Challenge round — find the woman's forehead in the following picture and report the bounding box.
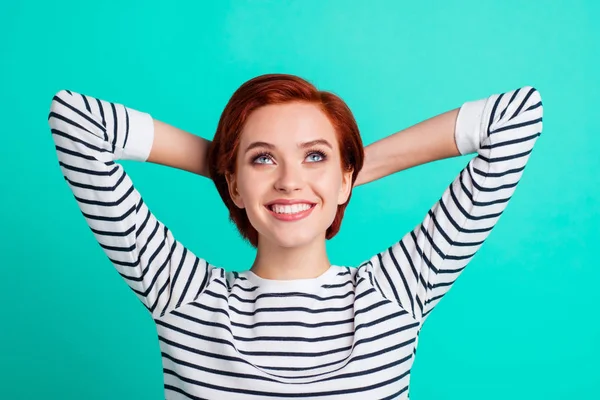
[240,102,337,147]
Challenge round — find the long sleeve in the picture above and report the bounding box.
[363,86,543,323]
[48,90,214,318]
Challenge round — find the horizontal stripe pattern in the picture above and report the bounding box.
[48,86,543,399]
[48,90,214,318]
[365,87,543,323]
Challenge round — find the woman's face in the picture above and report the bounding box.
[228,102,353,249]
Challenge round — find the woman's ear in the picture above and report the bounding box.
[225,172,245,209]
[337,168,354,205]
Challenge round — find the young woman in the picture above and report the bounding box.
[48,74,543,399]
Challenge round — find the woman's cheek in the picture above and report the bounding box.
[313,166,342,187]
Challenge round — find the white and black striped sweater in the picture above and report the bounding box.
[48,86,543,399]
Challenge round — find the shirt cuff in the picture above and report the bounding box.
[119,107,155,162]
[454,98,488,155]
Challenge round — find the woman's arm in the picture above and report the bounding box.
[48,90,214,318]
[355,108,461,187]
[149,119,211,178]
[360,87,543,323]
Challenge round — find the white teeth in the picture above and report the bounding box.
[270,203,312,214]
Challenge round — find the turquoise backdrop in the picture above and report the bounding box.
[1,1,598,399]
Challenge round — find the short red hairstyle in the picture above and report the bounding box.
[208,74,364,247]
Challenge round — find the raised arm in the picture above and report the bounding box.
[360,87,543,323]
[48,90,214,317]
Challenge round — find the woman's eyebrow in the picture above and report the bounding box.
[299,139,333,150]
[245,141,275,153]
[245,139,333,154]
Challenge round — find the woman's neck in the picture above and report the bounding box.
[250,236,331,280]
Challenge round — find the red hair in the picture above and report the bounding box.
[208,74,364,247]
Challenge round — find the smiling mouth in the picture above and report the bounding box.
[266,203,316,215]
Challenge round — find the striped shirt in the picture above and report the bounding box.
[48,86,543,399]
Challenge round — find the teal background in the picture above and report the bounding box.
[1,0,598,398]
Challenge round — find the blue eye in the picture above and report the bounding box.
[305,151,326,163]
[252,150,326,165]
[253,153,274,165]
[255,156,273,164]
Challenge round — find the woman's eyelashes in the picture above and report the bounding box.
[252,151,275,165]
[250,149,328,165]
[304,149,327,163]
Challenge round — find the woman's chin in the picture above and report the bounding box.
[261,230,323,249]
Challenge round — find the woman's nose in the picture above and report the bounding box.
[274,164,304,193]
